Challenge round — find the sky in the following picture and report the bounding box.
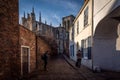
[19,0,84,27]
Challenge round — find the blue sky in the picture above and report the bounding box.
[19,0,84,27]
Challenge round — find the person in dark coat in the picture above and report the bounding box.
[42,51,48,71]
[76,50,82,68]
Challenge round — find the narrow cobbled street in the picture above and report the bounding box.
[21,54,120,80]
[25,55,85,80]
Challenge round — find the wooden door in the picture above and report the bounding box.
[22,47,29,75]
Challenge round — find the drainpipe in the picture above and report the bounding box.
[91,0,94,71]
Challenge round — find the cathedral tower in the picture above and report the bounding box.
[31,7,36,21]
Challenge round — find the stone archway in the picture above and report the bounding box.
[93,6,120,71]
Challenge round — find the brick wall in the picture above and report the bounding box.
[0,0,20,79]
[0,0,55,79]
[39,35,58,55]
[37,37,51,55]
[20,25,52,73]
[36,37,52,68]
[20,26,36,73]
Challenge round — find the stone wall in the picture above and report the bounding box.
[0,0,20,79]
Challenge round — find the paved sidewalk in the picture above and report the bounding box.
[63,54,120,80]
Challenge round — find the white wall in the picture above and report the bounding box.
[93,0,120,71]
[93,0,120,34]
[93,36,120,71]
[74,0,93,68]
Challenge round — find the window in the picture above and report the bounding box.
[68,20,70,30]
[70,45,74,56]
[87,36,92,59]
[84,7,88,27]
[88,36,92,47]
[77,21,79,34]
[81,36,92,59]
[64,21,66,27]
[83,39,88,59]
[72,27,74,40]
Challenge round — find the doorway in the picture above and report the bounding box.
[21,46,30,75]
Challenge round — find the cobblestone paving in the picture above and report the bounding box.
[27,55,86,80]
[63,55,120,80]
[22,55,120,80]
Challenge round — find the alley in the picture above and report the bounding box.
[22,54,120,80]
[25,55,86,80]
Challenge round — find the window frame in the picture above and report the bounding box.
[77,21,79,34]
[84,6,88,27]
[21,45,30,75]
[81,36,92,59]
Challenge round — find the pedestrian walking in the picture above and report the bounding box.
[41,51,48,71]
[76,50,82,68]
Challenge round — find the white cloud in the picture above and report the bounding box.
[38,0,80,11]
[59,0,80,11]
[65,1,78,9]
[53,14,61,23]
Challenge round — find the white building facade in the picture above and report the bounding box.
[93,0,120,71]
[69,23,75,60]
[73,0,120,71]
[73,0,93,69]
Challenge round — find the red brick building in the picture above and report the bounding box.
[0,0,20,79]
[20,26,36,76]
[0,0,54,79]
[20,25,52,76]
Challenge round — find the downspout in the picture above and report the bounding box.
[91,0,94,71]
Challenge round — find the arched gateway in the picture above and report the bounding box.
[93,5,120,71]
